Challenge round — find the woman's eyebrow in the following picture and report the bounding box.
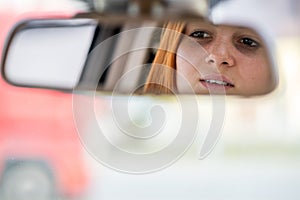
[185,18,213,25]
[228,26,259,34]
[187,22,215,30]
[233,29,262,40]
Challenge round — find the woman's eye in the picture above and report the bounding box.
[189,31,211,39]
[239,38,259,48]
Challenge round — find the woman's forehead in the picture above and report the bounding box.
[185,21,261,36]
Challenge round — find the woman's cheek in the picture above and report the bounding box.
[240,58,273,94]
[176,56,199,93]
[177,58,190,77]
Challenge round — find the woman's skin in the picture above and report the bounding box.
[176,21,275,95]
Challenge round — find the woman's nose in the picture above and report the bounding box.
[205,41,235,67]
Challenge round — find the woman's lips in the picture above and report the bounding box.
[199,75,234,90]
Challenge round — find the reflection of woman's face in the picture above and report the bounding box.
[176,21,275,95]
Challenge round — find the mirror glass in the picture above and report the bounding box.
[3,19,97,89]
[2,16,278,96]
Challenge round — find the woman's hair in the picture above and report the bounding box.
[143,21,186,94]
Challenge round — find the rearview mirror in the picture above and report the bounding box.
[1,14,278,96]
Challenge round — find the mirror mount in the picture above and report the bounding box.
[78,0,207,21]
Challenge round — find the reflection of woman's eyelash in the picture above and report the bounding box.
[188,30,212,39]
[238,37,260,48]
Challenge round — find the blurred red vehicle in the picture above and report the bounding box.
[0,9,89,200]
